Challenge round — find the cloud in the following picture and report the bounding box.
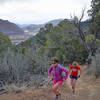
[0,0,92,24]
[0,0,38,5]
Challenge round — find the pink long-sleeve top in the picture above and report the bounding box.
[48,64,69,82]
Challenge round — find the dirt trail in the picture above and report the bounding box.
[0,66,100,100]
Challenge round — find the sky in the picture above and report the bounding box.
[0,0,92,24]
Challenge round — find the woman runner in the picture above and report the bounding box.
[69,61,82,94]
[48,58,69,100]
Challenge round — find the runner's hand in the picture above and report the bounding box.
[63,78,66,82]
[63,80,66,82]
[48,76,51,80]
[77,75,80,79]
[69,75,72,78]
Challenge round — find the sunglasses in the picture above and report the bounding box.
[52,62,56,64]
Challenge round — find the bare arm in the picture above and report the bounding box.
[69,68,72,75]
[79,68,82,76]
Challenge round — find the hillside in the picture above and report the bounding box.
[8,19,89,45]
[46,19,63,26]
[0,19,24,35]
[0,66,100,100]
[22,24,43,36]
[21,19,63,35]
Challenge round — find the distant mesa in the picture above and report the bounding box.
[46,19,64,26]
[0,19,24,35]
[21,19,63,33]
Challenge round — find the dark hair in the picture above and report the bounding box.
[51,57,59,63]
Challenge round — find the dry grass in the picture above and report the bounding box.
[3,84,27,94]
[0,66,100,100]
